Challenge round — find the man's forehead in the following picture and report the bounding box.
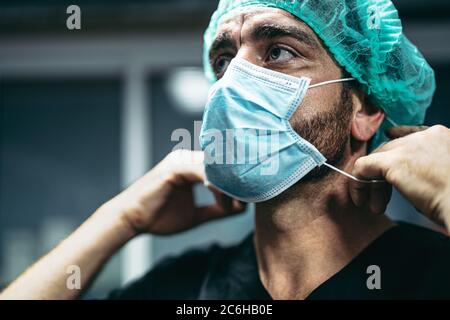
[215,7,316,39]
[209,6,324,59]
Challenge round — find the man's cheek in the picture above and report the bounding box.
[289,102,313,128]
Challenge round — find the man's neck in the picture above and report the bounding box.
[254,162,394,300]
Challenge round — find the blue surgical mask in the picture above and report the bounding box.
[200,57,379,203]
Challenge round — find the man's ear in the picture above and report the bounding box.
[351,92,385,142]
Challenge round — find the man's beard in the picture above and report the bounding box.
[291,84,354,182]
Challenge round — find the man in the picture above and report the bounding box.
[1,0,450,300]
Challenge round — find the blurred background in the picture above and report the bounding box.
[0,0,449,298]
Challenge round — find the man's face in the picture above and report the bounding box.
[208,7,355,179]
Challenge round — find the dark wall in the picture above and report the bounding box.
[0,78,122,288]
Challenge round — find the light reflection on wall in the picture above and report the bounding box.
[166,67,211,116]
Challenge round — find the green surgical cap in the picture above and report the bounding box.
[203,0,436,148]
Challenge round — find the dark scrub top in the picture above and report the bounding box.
[108,222,450,299]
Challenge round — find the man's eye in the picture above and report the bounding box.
[214,56,232,77]
[268,47,295,62]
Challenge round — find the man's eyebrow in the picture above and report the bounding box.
[209,32,236,59]
[251,24,320,50]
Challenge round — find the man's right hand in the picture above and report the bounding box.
[0,149,246,300]
[107,149,246,236]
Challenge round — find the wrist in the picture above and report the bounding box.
[95,200,139,244]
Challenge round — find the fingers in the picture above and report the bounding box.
[349,179,392,215]
[368,182,392,215]
[352,152,390,180]
[175,166,205,184]
[349,180,369,207]
[209,185,247,214]
[370,126,429,154]
[194,183,247,225]
[195,199,247,224]
[385,125,429,139]
[350,153,393,214]
[166,150,206,184]
[166,149,247,225]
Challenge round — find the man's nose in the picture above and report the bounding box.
[234,47,262,67]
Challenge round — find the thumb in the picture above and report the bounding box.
[352,152,391,181]
[349,152,392,212]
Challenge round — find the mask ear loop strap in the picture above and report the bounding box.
[310,78,399,129]
[309,77,385,184]
[323,162,385,184]
[309,78,356,89]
